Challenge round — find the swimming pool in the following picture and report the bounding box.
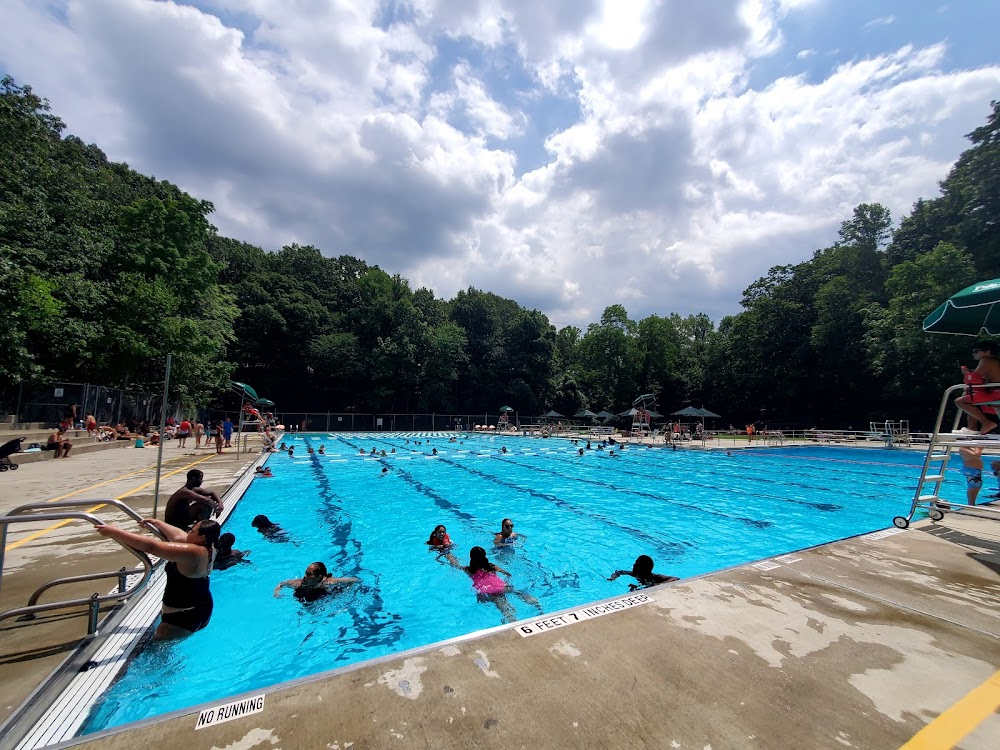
[80,435,941,733]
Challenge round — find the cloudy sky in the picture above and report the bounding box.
[3,1,999,328]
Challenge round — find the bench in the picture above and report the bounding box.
[589,426,614,436]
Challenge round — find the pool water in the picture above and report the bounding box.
[82,436,949,733]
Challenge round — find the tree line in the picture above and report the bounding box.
[2,75,998,427]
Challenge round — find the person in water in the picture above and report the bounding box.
[426,524,453,549]
[254,466,273,477]
[274,562,359,603]
[494,518,519,546]
[608,555,679,589]
[96,518,220,638]
[448,546,539,622]
[251,514,287,541]
[214,532,249,570]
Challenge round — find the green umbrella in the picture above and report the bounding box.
[255,398,275,407]
[231,381,259,400]
[632,394,656,408]
[499,406,514,412]
[574,409,598,418]
[671,406,703,417]
[923,279,1000,336]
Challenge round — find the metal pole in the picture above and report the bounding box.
[236,393,246,457]
[13,382,23,429]
[152,354,171,519]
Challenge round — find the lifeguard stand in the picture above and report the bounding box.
[631,409,651,437]
[498,406,513,432]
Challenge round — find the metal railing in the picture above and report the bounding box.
[0,499,165,636]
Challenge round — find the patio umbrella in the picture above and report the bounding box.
[646,409,663,419]
[231,381,258,400]
[923,279,1000,336]
[574,409,598,418]
[632,393,656,408]
[542,410,565,419]
[595,410,616,421]
[255,398,275,407]
[696,407,721,419]
[671,406,703,417]
[618,408,640,416]
[499,406,514,412]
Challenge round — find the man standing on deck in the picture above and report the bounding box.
[164,469,223,530]
[223,417,234,448]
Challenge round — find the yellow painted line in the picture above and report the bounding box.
[899,669,1000,750]
[4,453,221,552]
[40,455,190,504]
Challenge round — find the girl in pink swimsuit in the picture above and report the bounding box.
[449,547,539,622]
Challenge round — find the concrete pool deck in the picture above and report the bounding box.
[1,438,999,749]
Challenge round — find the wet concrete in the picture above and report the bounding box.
[2,442,999,749]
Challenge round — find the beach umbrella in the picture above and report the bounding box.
[632,393,656,408]
[646,409,663,419]
[499,406,514,412]
[542,410,565,419]
[696,407,721,419]
[923,279,1000,336]
[618,407,640,417]
[574,409,598,418]
[255,398,275,407]
[595,410,616,421]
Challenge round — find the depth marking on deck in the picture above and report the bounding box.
[195,694,266,730]
[867,528,905,540]
[752,561,781,571]
[516,594,653,637]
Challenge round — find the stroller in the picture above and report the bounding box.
[0,437,24,471]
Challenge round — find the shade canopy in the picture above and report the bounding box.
[697,407,721,418]
[595,410,616,420]
[618,407,639,416]
[231,381,258,400]
[499,406,514,412]
[923,279,1000,336]
[542,410,565,418]
[672,406,703,417]
[646,409,663,418]
[574,409,598,418]
[632,393,656,408]
[255,397,275,407]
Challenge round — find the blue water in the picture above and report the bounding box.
[82,436,952,733]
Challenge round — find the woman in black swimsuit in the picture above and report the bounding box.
[273,562,358,603]
[96,518,220,639]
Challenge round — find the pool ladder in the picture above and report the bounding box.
[894,383,1000,528]
[0,499,165,635]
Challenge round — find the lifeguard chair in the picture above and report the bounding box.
[498,406,513,432]
[630,394,654,438]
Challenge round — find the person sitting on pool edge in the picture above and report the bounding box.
[214,532,250,570]
[494,518,519,546]
[251,514,288,541]
[164,470,223,530]
[96,518,219,639]
[274,562,359,603]
[427,524,453,550]
[608,555,679,590]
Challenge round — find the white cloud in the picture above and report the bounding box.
[864,15,896,29]
[1,0,998,329]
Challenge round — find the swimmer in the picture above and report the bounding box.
[381,450,387,457]
[493,518,519,547]
[279,442,288,451]
[500,446,508,454]
[254,466,273,477]
[586,441,592,450]
[359,449,366,455]
[608,555,679,590]
[578,448,584,456]
[426,524,453,549]
[391,448,396,454]
[448,546,539,622]
[307,446,315,454]
[274,562,359,603]
[318,445,325,454]
[370,448,376,455]
[251,514,288,542]
[214,532,249,570]
[287,447,294,456]
[431,448,438,455]
[380,467,389,475]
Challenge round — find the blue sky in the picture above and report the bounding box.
[2,0,999,327]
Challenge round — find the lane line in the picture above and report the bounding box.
[3,453,222,552]
[899,669,1000,750]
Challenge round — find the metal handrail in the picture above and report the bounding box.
[0,501,164,636]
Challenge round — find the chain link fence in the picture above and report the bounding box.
[0,382,178,428]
